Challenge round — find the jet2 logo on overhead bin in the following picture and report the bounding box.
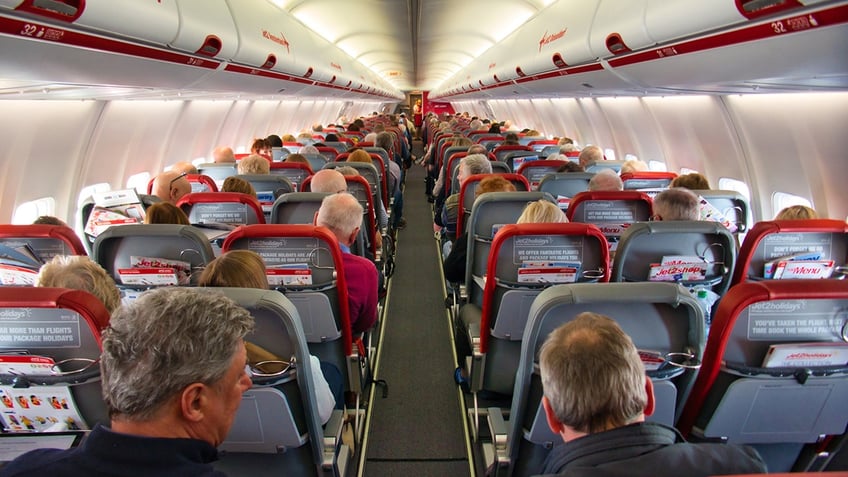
[772,14,818,34]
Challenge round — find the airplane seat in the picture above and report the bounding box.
[527,140,558,152]
[203,287,352,477]
[677,280,848,473]
[145,173,219,195]
[462,224,610,430]
[221,225,372,405]
[690,189,751,247]
[322,162,384,229]
[585,160,625,173]
[92,224,215,290]
[566,190,653,246]
[0,287,113,430]
[538,145,561,158]
[322,141,350,154]
[268,162,314,191]
[493,145,531,163]
[484,282,705,476]
[537,172,596,210]
[612,220,738,298]
[620,171,678,190]
[270,192,330,225]
[478,136,505,152]
[315,146,339,162]
[78,194,161,256]
[730,219,848,287]
[455,173,531,239]
[196,163,239,188]
[177,192,266,226]
[234,174,295,220]
[518,136,546,146]
[501,150,540,172]
[300,153,329,172]
[515,160,571,190]
[0,224,87,268]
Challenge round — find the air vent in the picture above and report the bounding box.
[552,53,567,68]
[736,0,802,18]
[304,67,313,78]
[479,80,484,87]
[17,0,83,21]
[581,83,594,89]
[605,33,632,55]
[493,74,500,83]
[515,67,526,77]
[195,36,222,57]
[329,76,336,83]
[261,54,277,69]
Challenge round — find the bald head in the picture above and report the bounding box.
[588,169,623,192]
[311,169,347,194]
[213,146,235,164]
[171,161,198,175]
[152,170,192,204]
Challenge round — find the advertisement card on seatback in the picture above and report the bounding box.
[762,343,848,368]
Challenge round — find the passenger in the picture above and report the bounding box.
[775,205,818,220]
[311,169,347,194]
[198,250,340,423]
[281,133,297,143]
[32,215,67,226]
[443,176,519,282]
[432,137,473,199]
[335,166,359,177]
[213,146,236,163]
[557,136,574,146]
[265,134,283,148]
[312,123,324,133]
[578,145,603,169]
[0,287,254,476]
[671,172,710,190]
[516,199,567,223]
[556,162,585,173]
[315,193,379,334]
[347,149,389,231]
[296,133,314,146]
[587,169,623,192]
[171,161,198,175]
[437,154,493,241]
[324,133,339,142]
[151,170,192,204]
[376,131,406,230]
[559,143,579,154]
[144,202,190,225]
[652,188,699,221]
[620,159,649,174]
[221,176,257,198]
[237,154,270,175]
[503,132,520,145]
[536,312,767,476]
[488,123,501,134]
[283,153,311,166]
[299,145,319,156]
[36,255,121,313]
[250,138,271,157]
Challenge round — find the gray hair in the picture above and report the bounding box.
[653,187,700,221]
[36,255,121,313]
[375,132,393,152]
[101,287,253,420]
[461,154,493,176]
[588,169,623,191]
[316,192,363,238]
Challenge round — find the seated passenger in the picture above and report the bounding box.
[556,161,585,173]
[221,176,257,198]
[578,145,603,169]
[537,313,767,476]
[32,215,67,226]
[316,193,378,334]
[198,250,340,423]
[311,169,347,194]
[283,153,311,166]
[151,170,192,204]
[671,172,710,190]
[36,255,121,313]
[587,168,623,192]
[144,202,190,225]
[620,159,649,174]
[437,154,493,240]
[212,145,236,163]
[265,134,283,148]
[775,204,818,220]
[347,149,389,230]
[375,131,406,230]
[250,138,271,157]
[237,154,270,175]
[432,138,475,199]
[0,287,254,475]
[652,188,699,221]
[171,161,198,175]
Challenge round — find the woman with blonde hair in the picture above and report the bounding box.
[37,255,122,313]
[517,199,568,224]
[775,205,818,220]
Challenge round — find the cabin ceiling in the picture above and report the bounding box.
[271,0,557,93]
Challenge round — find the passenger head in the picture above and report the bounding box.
[540,312,649,437]
[250,138,271,156]
[144,202,190,225]
[265,134,283,148]
[221,176,257,198]
[335,166,359,177]
[213,146,236,164]
[559,143,579,154]
[33,215,67,226]
[237,155,270,175]
[325,133,339,142]
[452,137,472,148]
[375,132,393,152]
[475,176,516,199]
[578,145,603,168]
[588,169,623,192]
[315,193,362,246]
[152,170,192,204]
[281,134,297,143]
[557,136,574,146]
[557,161,585,173]
[775,205,818,220]
[504,133,520,145]
[652,188,699,221]
[171,161,198,175]
[458,154,493,184]
[671,173,710,190]
[518,200,568,224]
[283,153,310,166]
[620,159,649,174]
[347,149,373,164]
[199,250,268,289]
[312,123,323,132]
[488,123,501,134]
[100,287,253,446]
[467,144,487,156]
[36,255,121,313]
[311,169,347,194]
[299,145,319,155]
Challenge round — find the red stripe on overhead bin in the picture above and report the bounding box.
[609,4,848,68]
[0,14,219,69]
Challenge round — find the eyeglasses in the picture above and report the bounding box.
[649,214,662,222]
[169,172,188,189]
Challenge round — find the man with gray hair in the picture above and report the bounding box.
[587,168,623,192]
[311,169,348,194]
[537,312,766,476]
[0,287,254,476]
[316,193,378,334]
[436,153,493,240]
[652,187,700,221]
[578,145,604,169]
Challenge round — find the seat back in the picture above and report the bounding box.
[0,287,111,429]
[456,173,531,238]
[507,282,705,475]
[177,192,266,226]
[585,160,625,173]
[731,219,848,287]
[566,191,653,243]
[269,192,329,225]
[693,189,752,242]
[492,145,533,163]
[612,221,737,296]
[516,160,571,190]
[315,146,339,162]
[0,224,87,264]
[502,150,540,172]
[196,163,239,188]
[235,174,294,218]
[92,224,215,288]
[268,163,313,191]
[677,280,848,470]
[620,171,678,190]
[270,146,291,162]
[323,162,383,218]
[300,153,328,172]
[537,172,595,206]
[528,140,558,152]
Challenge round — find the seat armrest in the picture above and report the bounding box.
[322,409,347,471]
[486,407,511,469]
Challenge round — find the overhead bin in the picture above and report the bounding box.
[513,0,601,76]
[644,0,746,46]
[589,0,653,58]
[225,0,304,75]
[171,0,237,59]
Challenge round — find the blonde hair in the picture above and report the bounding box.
[36,256,121,313]
[517,200,567,224]
[475,175,516,198]
[221,176,257,198]
[347,149,373,164]
[198,250,269,289]
[238,155,270,175]
[620,159,649,174]
[144,202,190,225]
[775,205,818,220]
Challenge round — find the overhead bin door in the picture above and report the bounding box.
[514,0,602,76]
[644,0,746,45]
[295,29,337,83]
[225,0,301,74]
[489,33,520,84]
[589,0,653,58]
[172,0,237,59]
[0,1,23,10]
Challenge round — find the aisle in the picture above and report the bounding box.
[361,143,471,476]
